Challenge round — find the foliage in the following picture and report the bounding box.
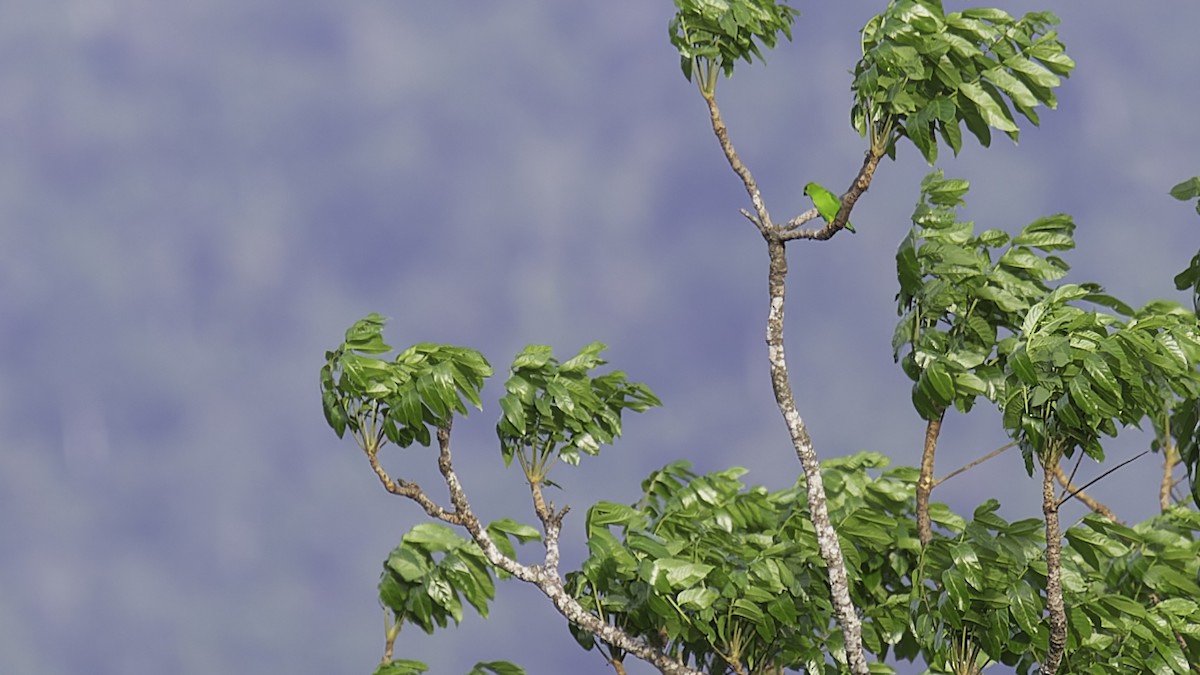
[321,313,492,450]
[497,342,661,475]
[563,453,1200,673]
[669,0,799,95]
[1169,176,1200,505]
[893,170,1077,421]
[853,0,1073,161]
[998,285,1199,469]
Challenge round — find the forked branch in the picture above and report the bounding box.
[703,90,872,675]
[365,421,704,675]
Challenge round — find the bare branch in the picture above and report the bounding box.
[365,450,464,524]
[1053,462,1120,523]
[934,442,1016,487]
[1160,417,1176,512]
[703,93,772,236]
[1055,450,1148,511]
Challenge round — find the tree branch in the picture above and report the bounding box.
[763,238,869,675]
[703,92,772,237]
[933,442,1015,487]
[701,89,872,675]
[1040,453,1067,675]
[780,150,883,241]
[365,450,464,524]
[1053,462,1120,523]
[916,411,945,546]
[1160,424,1176,512]
[431,423,703,675]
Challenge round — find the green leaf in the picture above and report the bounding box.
[405,523,468,552]
[958,81,1018,133]
[678,586,720,610]
[1169,176,1200,201]
[375,660,430,675]
[467,662,526,675]
[942,567,969,612]
[1008,580,1041,638]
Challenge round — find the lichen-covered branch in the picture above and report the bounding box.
[703,93,772,236]
[764,239,870,675]
[1041,454,1067,675]
[702,90,871,675]
[365,451,464,524]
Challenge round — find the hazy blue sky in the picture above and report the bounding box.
[2,3,1197,674]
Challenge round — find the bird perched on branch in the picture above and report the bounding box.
[804,181,855,233]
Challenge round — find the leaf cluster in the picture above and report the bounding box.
[379,523,498,634]
[894,171,1076,420]
[566,457,869,673]
[853,0,1074,162]
[496,343,660,477]
[1165,176,1200,505]
[373,520,538,674]
[668,0,799,95]
[1000,286,1200,467]
[374,660,526,675]
[321,314,493,451]
[564,453,1200,673]
[901,501,1200,673]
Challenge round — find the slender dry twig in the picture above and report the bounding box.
[1055,450,1149,511]
[702,89,871,675]
[934,442,1016,487]
[916,412,945,546]
[1053,463,1119,523]
[1040,451,1067,675]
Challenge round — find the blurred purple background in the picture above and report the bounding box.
[2,2,1197,673]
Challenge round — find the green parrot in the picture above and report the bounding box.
[803,181,854,233]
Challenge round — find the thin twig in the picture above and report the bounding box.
[1056,450,1149,510]
[1052,463,1120,523]
[934,442,1016,487]
[1061,449,1086,501]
